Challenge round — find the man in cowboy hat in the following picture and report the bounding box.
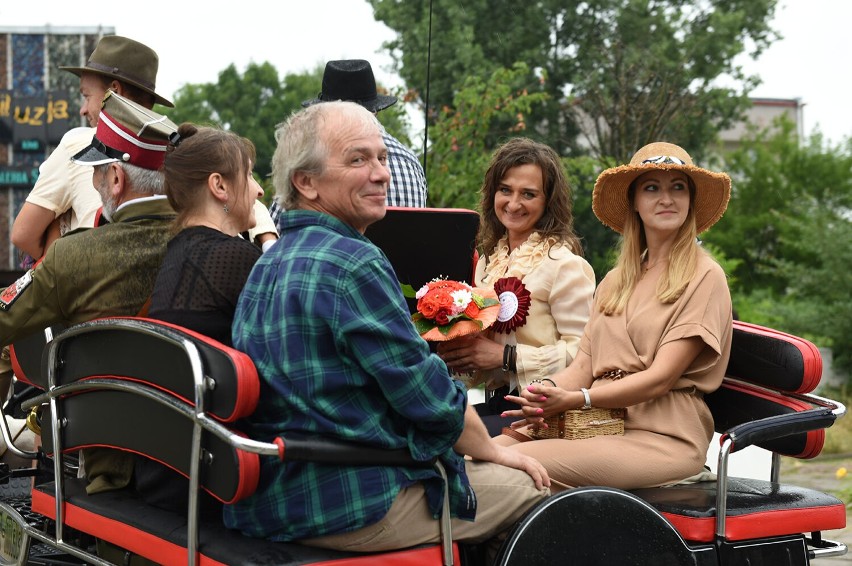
[9,35,279,261]
[10,36,172,262]
[0,92,178,493]
[268,59,428,223]
[2,36,175,407]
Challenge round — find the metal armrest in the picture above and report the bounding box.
[723,408,837,454]
[277,433,436,468]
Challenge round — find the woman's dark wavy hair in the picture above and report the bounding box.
[477,137,583,256]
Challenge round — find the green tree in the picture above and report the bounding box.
[424,63,548,209]
[165,62,415,202]
[706,125,852,376]
[166,62,320,193]
[563,155,620,278]
[369,0,778,160]
[768,210,852,375]
[705,121,852,295]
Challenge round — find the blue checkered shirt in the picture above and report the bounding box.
[225,210,475,541]
[382,133,427,207]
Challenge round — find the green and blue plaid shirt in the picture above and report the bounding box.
[224,210,474,541]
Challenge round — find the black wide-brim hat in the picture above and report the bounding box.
[59,35,174,108]
[302,59,397,113]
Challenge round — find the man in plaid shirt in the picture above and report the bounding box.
[268,59,427,227]
[226,101,549,556]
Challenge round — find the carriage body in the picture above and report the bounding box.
[0,208,846,566]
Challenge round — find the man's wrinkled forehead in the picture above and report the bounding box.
[321,111,384,154]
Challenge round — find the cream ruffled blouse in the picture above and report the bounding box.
[473,232,596,392]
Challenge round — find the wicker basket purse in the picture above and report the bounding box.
[529,407,626,440]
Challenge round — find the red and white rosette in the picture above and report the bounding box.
[491,276,531,334]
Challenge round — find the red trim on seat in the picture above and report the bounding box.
[46,442,259,505]
[8,345,33,386]
[70,373,248,425]
[386,206,478,215]
[309,544,462,566]
[732,321,822,393]
[133,317,260,419]
[88,317,259,421]
[471,250,479,284]
[32,488,461,566]
[31,488,229,566]
[231,429,260,502]
[718,380,825,459]
[662,503,847,542]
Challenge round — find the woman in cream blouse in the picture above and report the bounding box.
[438,138,596,435]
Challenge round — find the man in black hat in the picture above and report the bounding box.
[10,36,278,262]
[268,59,428,224]
[0,92,179,493]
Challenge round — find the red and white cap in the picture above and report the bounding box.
[72,91,178,170]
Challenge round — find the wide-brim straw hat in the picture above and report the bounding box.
[592,142,731,234]
[59,35,174,108]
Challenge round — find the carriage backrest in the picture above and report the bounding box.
[726,321,822,394]
[9,324,66,388]
[707,320,826,459]
[365,207,480,312]
[39,317,261,503]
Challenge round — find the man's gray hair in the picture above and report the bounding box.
[93,162,166,196]
[123,162,166,195]
[272,101,384,210]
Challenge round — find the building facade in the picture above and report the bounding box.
[0,26,113,284]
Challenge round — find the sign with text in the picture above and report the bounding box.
[0,91,73,144]
[0,167,39,188]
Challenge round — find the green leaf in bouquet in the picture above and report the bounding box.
[401,283,417,298]
[473,293,499,308]
[413,317,435,335]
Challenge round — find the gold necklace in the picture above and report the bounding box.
[642,258,666,274]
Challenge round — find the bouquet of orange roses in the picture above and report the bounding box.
[405,278,500,342]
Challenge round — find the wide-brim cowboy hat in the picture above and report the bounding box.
[59,35,174,108]
[302,59,397,113]
[592,141,731,234]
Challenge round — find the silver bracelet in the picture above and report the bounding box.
[580,387,592,410]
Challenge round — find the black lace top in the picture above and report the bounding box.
[149,226,262,346]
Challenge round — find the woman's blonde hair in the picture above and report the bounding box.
[597,179,703,315]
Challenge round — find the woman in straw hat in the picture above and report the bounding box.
[497,141,734,491]
[438,138,596,435]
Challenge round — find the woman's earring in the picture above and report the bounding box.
[223,204,230,214]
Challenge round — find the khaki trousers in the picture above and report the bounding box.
[301,460,549,553]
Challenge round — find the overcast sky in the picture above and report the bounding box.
[2,0,849,145]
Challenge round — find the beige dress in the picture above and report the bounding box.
[473,233,596,393]
[500,252,733,490]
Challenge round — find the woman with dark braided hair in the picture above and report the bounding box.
[438,138,596,435]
